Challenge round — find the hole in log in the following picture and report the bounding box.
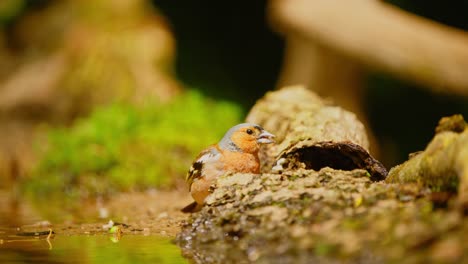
[298,146,358,171]
[285,141,388,181]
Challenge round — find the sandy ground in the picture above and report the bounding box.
[0,188,193,238]
[96,189,192,236]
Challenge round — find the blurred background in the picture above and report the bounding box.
[0,0,467,202]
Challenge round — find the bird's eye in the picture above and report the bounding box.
[246,129,253,135]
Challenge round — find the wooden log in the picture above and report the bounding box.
[246,85,387,181]
[176,93,468,263]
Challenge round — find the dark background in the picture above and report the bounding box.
[153,0,468,167]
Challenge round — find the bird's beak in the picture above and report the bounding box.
[257,130,275,144]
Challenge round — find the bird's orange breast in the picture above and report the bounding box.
[220,151,260,174]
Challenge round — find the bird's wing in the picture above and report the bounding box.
[186,145,222,191]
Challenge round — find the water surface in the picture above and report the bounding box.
[0,189,187,264]
[0,229,187,264]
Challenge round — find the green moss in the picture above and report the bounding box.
[289,174,300,181]
[341,218,363,231]
[314,242,338,256]
[24,90,242,198]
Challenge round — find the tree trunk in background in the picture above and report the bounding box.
[274,36,379,155]
[269,0,468,95]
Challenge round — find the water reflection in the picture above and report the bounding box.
[0,188,188,263]
[0,229,187,263]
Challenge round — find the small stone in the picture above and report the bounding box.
[157,212,168,219]
[102,220,114,230]
[32,221,52,227]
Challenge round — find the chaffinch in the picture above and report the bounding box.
[181,123,275,213]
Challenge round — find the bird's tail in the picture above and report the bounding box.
[181,201,203,213]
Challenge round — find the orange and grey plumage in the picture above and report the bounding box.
[181,123,275,213]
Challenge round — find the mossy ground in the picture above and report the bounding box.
[22,90,242,202]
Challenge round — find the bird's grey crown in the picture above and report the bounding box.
[218,123,264,151]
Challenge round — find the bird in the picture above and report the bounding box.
[181,123,275,213]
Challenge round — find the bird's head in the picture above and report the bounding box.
[219,123,275,154]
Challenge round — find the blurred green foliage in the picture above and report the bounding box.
[24,90,242,199]
[0,0,24,24]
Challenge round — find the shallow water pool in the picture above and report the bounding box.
[0,229,187,264]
